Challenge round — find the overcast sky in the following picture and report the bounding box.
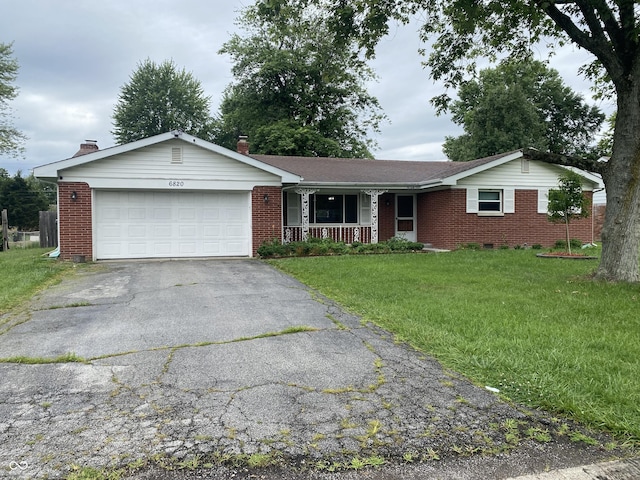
[2,1,613,176]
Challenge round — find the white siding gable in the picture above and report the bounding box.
[457,158,590,190]
[60,139,281,190]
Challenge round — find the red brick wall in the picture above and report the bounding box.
[58,182,93,260]
[419,189,594,250]
[378,193,396,241]
[593,204,605,241]
[252,186,283,255]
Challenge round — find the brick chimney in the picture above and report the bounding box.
[237,136,249,155]
[72,140,99,157]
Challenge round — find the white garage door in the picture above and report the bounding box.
[95,190,250,259]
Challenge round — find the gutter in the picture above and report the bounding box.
[281,180,445,191]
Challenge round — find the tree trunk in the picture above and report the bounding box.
[595,81,640,282]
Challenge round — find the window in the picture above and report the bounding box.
[466,188,514,215]
[285,192,371,225]
[311,194,359,224]
[478,190,502,212]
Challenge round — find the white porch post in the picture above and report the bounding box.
[295,188,317,241]
[363,189,387,244]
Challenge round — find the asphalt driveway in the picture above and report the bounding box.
[0,260,625,479]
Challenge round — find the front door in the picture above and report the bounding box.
[395,194,416,242]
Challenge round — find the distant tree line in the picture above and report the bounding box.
[0,169,53,230]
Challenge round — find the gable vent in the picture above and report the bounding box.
[171,147,183,164]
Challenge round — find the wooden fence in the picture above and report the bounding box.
[39,211,58,248]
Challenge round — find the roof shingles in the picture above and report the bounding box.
[250,151,520,186]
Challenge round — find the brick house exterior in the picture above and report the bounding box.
[251,185,283,255]
[57,182,93,260]
[416,189,594,249]
[34,133,603,261]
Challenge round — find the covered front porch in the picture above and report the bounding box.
[281,188,417,244]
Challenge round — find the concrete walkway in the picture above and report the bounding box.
[507,457,640,480]
[0,260,633,479]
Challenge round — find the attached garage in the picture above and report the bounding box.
[94,190,250,259]
[33,132,300,261]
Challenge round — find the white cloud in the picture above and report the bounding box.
[380,142,448,161]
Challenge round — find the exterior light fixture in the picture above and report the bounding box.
[71,191,78,201]
[263,193,269,203]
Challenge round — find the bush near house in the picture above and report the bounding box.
[257,237,424,258]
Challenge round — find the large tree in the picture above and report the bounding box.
[282,0,640,282]
[112,59,215,144]
[443,59,605,161]
[0,42,26,158]
[214,3,385,158]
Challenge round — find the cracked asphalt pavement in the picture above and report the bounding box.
[0,260,626,479]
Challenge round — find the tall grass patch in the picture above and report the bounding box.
[0,248,72,315]
[270,250,640,442]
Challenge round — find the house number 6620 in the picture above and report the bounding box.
[168,181,184,187]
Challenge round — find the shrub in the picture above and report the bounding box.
[553,238,583,250]
[257,237,424,258]
[256,239,290,257]
[386,236,424,252]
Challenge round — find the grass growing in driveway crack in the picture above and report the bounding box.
[0,352,86,364]
[87,325,320,362]
[42,301,93,310]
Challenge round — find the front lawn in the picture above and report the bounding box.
[269,249,640,444]
[0,247,72,317]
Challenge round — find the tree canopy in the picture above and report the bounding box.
[213,3,385,157]
[280,0,640,282]
[0,42,26,158]
[0,172,49,230]
[112,59,215,144]
[443,59,605,161]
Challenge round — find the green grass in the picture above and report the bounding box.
[269,249,640,444]
[0,352,86,364]
[0,247,73,316]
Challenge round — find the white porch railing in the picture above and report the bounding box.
[283,226,372,244]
